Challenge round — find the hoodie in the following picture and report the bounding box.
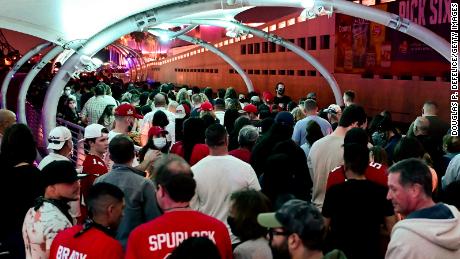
[385,204,460,259]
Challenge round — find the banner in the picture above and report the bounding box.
[335,0,450,75]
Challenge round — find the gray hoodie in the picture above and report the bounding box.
[386,204,460,259]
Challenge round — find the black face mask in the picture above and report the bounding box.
[277,88,285,95]
[227,216,240,238]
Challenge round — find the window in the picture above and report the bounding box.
[229,69,234,74]
[297,38,306,49]
[205,69,210,73]
[287,70,295,76]
[214,69,218,73]
[297,70,306,76]
[307,36,316,50]
[262,42,269,53]
[307,70,317,76]
[262,70,269,75]
[320,35,330,49]
[248,44,254,54]
[269,42,277,52]
[254,43,260,54]
[254,70,260,75]
[278,70,286,75]
[241,45,246,55]
[269,70,276,75]
[248,69,254,74]
[278,45,285,52]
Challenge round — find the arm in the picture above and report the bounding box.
[383,215,397,237]
[247,166,261,191]
[142,179,161,220]
[135,149,162,172]
[292,122,301,145]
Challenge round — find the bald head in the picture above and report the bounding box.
[422,101,438,116]
[154,94,167,107]
[0,109,16,135]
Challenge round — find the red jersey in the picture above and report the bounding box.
[125,210,232,259]
[81,154,108,199]
[49,225,123,259]
[326,162,388,190]
[170,142,209,165]
[229,148,252,164]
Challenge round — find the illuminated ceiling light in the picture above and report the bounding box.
[300,0,315,10]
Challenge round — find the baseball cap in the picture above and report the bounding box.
[84,124,106,139]
[262,91,274,102]
[250,96,261,103]
[47,126,72,150]
[243,104,258,114]
[325,104,342,115]
[257,199,324,239]
[42,161,86,186]
[115,103,143,119]
[274,111,295,126]
[200,101,213,112]
[175,105,186,119]
[148,126,168,138]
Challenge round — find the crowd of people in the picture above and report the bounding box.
[0,75,459,259]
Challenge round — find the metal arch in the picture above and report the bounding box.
[111,44,136,81]
[149,28,254,92]
[1,42,52,109]
[188,19,342,104]
[43,0,232,146]
[17,45,64,124]
[115,43,148,81]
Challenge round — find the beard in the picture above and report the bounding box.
[270,239,290,259]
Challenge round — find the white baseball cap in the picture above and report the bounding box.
[84,124,106,139]
[47,126,72,150]
[175,104,186,119]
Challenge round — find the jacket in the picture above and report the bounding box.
[386,204,460,259]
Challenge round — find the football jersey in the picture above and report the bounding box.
[326,162,388,190]
[125,210,232,259]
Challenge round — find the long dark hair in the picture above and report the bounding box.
[0,124,37,167]
[182,118,206,163]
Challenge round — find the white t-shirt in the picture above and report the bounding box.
[215,111,225,125]
[308,135,344,211]
[141,107,176,144]
[38,153,69,170]
[191,155,261,243]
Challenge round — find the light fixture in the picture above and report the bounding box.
[300,5,333,20]
[225,26,247,38]
[300,0,315,10]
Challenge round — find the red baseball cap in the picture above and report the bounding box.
[148,126,168,138]
[115,104,143,119]
[200,101,213,112]
[263,91,274,102]
[243,104,258,114]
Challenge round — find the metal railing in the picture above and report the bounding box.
[56,117,87,167]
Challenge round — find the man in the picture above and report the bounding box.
[94,134,161,248]
[342,90,355,107]
[229,125,259,164]
[191,123,261,243]
[322,143,396,259]
[292,99,332,146]
[214,98,226,125]
[386,158,460,259]
[108,103,143,142]
[141,93,176,145]
[0,109,16,147]
[22,161,82,259]
[39,126,73,170]
[407,101,449,145]
[241,103,259,122]
[325,104,342,131]
[258,199,346,259]
[49,183,124,259]
[81,124,109,204]
[81,82,117,125]
[126,155,232,259]
[308,104,367,210]
[274,82,292,110]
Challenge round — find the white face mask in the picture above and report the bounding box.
[64,90,71,96]
[153,137,167,149]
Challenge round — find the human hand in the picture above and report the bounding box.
[144,149,162,163]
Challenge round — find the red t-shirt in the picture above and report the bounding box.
[81,154,108,198]
[49,225,123,259]
[125,210,232,259]
[228,148,252,164]
[326,162,388,190]
[170,142,209,165]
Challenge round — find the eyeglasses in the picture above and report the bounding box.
[268,229,291,240]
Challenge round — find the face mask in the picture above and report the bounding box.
[64,90,71,96]
[153,137,167,149]
[277,88,285,95]
[227,216,240,238]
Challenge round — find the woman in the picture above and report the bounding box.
[139,126,170,178]
[228,190,272,259]
[291,106,305,123]
[300,120,324,159]
[98,104,115,130]
[170,118,209,165]
[62,96,82,125]
[0,124,43,259]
